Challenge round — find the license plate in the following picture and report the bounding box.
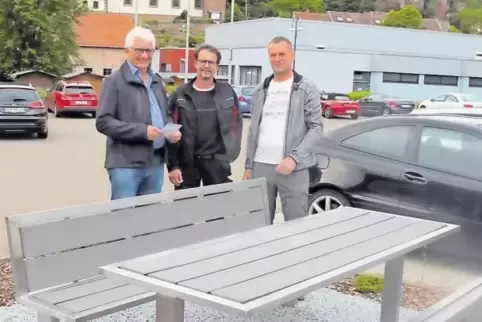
[346,109,356,113]
[75,101,88,105]
[402,104,411,108]
[5,107,27,113]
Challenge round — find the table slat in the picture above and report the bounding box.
[149,211,392,283]
[211,221,444,303]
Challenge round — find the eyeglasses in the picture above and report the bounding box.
[197,59,217,66]
[132,48,154,56]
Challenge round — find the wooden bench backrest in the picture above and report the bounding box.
[7,178,270,295]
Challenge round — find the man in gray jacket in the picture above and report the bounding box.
[243,36,323,224]
[96,27,181,200]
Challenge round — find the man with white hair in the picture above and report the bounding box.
[96,27,181,200]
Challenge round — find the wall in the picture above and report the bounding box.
[107,0,203,17]
[77,47,125,75]
[84,0,107,11]
[159,48,196,73]
[16,74,55,90]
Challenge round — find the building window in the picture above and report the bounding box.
[382,72,419,84]
[239,66,261,86]
[468,77,482,88]
[180,59,186,73]
[93,1,99,8]
[195,0,202,9]
[149,0,158,6]
[218,65,235,84]
[424,74,458,86]
[124,0,132,5]
[160,63,172,72]
[84,67,93,72]
[172,0,180,7]
[103,68,112,76]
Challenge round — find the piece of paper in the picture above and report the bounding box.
[163,123,182,135]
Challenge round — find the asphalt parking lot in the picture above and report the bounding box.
[0,114,478,290]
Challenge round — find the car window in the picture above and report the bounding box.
[0,88,40,103]
[434,95,446,102]
[341,126,412,160]
[418,127,482,178]
[367,94,382,101]
[333,95,351,101]
[445,95,458,102]
[64,86,94,94]
[241,87,255,96]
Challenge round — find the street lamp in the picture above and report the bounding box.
[290,14,302,70]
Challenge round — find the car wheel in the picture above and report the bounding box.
[325,107,333,119]
[420,105,426,109]
[91,112,96,118]
[37,130,48,139]
[308,189,350,215]
[382,107,391,116]
[350,113,359,120]
[54,104,61,118]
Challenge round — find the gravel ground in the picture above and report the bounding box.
[0,288,418,322]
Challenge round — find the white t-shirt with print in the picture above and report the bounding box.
[254,77,293,164]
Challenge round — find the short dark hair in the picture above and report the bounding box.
[269,36,293,50]
[194,44,222,64]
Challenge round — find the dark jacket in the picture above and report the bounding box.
[166,78,243,172]
[96,61,170,169]
[245,71,324,170]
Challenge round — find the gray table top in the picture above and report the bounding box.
[101,207,459,317]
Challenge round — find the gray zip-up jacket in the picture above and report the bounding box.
[245,71,323,170]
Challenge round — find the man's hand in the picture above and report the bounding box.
[147,125,163,141]
[242,169,252,180]
[165,130,182,144]
[169,169,183,185]
[275,157,296,176]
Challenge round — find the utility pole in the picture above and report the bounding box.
[290,14,302,70]
[230,0,235,22]
[134,0,139,26]
[184,0,191,83]
[228,0,235,84]
[245,0,248,19]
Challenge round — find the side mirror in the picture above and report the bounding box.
[430,98,435,102]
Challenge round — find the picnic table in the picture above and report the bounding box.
[100,207,459,322]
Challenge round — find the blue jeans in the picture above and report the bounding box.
[107,166,164,200]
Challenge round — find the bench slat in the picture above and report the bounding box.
[33,277,127,304]
[210,221,443,303]
[56,284,150,313]
[149,211,389,283]
[25,210,266,292]
[21,185,265,258]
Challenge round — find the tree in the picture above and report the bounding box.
[382,5,424,29]
[325,0,374,12]
[0,0,86,79]
[268,0,325,17]
[225,2,244,21]
[455,8,482,34]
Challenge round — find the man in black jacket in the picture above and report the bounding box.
[167,44,243,189]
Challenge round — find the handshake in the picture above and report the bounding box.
[147,124,182,143]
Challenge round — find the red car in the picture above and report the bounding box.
[321,92,360,119]
[47,81,98,118]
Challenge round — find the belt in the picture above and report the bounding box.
[154,147,165,158]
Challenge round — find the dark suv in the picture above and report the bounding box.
[0,82,48,139]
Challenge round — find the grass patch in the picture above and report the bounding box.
[353,273,384,293]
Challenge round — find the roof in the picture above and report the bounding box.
[10,70,57,78]
[75,12,134,48]
[294,11,448,32]
[62,71,104,79]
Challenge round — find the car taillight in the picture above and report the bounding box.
[388,101,397,107]
[238,95,246,102]
[464,104,473,108]
[29,101,45,109]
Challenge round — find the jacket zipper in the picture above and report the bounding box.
[283,84,295,158]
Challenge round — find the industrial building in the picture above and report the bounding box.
[205,18,482,100]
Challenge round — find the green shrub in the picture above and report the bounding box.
[36,87,47,101]
[353,273,384,293]
[347,90,370,101]
[165,84,177,94]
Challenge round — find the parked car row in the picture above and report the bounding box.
[419,93,482,109]
[308,112,482,262]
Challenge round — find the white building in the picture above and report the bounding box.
[81,0,204,17]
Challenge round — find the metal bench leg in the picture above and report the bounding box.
[156,294,184,322]
[380,256,404,322]
[37,313,60,322]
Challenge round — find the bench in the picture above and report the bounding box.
[6,178,270,322]
[410,277,482,322]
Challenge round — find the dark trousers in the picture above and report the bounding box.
[175,157,232,190]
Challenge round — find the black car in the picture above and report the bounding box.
[308,114,482,262]
[0,83,48,139]
[358,93,415,116]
